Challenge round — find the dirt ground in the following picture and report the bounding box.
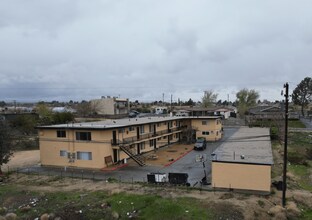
[2,146,312,219]
[3,150,40,172]
[143,143,193,166]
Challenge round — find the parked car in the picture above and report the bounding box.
[194,138,207,150]
[129,110,140,118]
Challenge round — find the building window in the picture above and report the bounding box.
[149,140,154,147]
[202,121,207,125]
[76,132,91,141]
[202,131,209,135]
[169,135,173,140]
[157,123,161,127]
[57,130,66,138]
[129,126,134,131]
[140,142,145,150]
[77,151,92,160]
[169,121,173,128]
[60,150,67,157]
[140,125,145,134]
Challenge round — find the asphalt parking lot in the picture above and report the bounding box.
[21,127,239,187]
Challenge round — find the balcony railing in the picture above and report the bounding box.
[111,126,183,146]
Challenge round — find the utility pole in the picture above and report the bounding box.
[170,94,172,113]
[162,93,164,106]
[282,82,289,207]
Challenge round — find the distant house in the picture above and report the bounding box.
[214,107,234,119]
[52,107,76,113]
[90,96,130,117]
[173,106,236,119]
[247,105,283,121]
[154,106,167,114]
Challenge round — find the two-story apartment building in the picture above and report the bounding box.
[37,116,222,169]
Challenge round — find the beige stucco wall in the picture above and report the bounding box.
[191,118,222,141]
[38,118,219,169]
[211,162,271,192]
[39,129,113,169]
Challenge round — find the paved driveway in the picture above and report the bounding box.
[21,127,239,187]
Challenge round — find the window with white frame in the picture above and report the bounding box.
[77,151,92,160]
[140,125,145,134]
[60,150,67,157]
[202,131,209,135]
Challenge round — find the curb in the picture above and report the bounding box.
[101,163,129,172]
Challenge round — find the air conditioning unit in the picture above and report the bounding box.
[67,152,76,162]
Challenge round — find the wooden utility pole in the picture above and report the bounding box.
[282,82,289,207]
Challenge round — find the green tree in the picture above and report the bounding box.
[52,112,75,124]
[11,115,38,135]
[0,101,6,107]
[76,101,92,116]
[0,121,14,174]
[186,98,195,106]
[36,103,53,125]
[236,89,259,117]
[292,77,312,116]
[202,90,218,107]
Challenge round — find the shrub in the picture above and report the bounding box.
[270,127,279,140]
[306,148,312,160]
[288,151,306,165]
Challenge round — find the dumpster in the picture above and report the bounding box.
[168,173,189,186]
[147,173,167,184]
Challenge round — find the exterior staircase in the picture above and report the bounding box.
[120,145,145,166]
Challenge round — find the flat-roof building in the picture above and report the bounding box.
[211,127,273,193]
[37,116,223,169]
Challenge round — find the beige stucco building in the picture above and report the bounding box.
[211,127,273,193]
[37,116,222,169]
[90,96,129,116]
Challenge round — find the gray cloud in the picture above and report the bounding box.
[0,0,311,103]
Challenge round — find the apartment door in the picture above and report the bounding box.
[113,149,118,162]
[112,130,117,145]
[136,127,140,140]
[137,143,140,154]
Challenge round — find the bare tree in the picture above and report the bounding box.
[202,90,218,107]
[236,89,259,117]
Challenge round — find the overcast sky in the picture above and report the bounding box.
[0,0,311,103]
